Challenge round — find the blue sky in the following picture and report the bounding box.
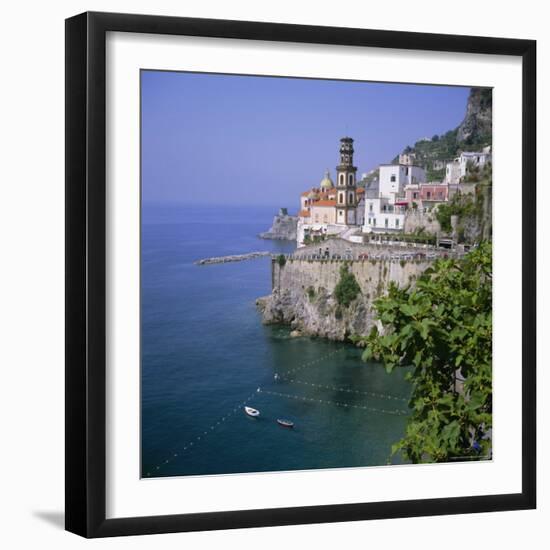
[141,71,469,210]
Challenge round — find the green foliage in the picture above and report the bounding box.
[436,163,492,242]
[307,286,316,301]
[427,167,445,182]
[359,243,492,463]
[276,254,286,267]
[334,264,361,307]
[303,234,325,245]
[436,194,477,234]
[403,129,460,179]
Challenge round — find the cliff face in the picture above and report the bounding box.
[456,88,492,144]
[256,258,431,341]
[403,210,441,235]
[259,210,298,241]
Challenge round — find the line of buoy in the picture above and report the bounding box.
[276,376,410,403]
[275,347,345,378]
[258,388,409,416]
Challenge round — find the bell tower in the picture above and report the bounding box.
[336,137,357,225]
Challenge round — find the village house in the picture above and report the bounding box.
[403,182,449,209]
[363,196,406,233]
[445,147,492,184]
[378,163,426,202]
[398,152,416,165]
[360,163,426,235]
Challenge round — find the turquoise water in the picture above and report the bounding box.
[141,204,411,477]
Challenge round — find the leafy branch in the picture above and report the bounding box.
[359,243,492,463]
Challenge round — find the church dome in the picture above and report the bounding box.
[319,170,334,189]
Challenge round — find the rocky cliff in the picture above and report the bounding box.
[257,257,431,341]
[457,88,492,144]
[259,208,298,241]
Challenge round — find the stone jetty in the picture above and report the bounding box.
[195,251,271,266]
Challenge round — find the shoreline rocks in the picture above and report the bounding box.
[259,208,298,241]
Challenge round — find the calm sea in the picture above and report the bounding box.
[141,204,411,477]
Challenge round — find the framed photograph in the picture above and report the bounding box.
[65,11,536,537]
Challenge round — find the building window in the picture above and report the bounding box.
[385,218,388,228]
[348,174,353,185]
[339,193,344,204]
[369,203,373,212]
[395,219,399,228]
[390,175,396,182]
[413,192,418,199]
[373,218,376,226]
[427,191,431,199]
[340,174,344,186]
[349,192,353,203]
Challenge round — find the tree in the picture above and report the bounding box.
[359,243,492,463]
[276,254,286,267]
[334,264,361,307]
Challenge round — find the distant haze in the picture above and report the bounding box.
[141,71,470,211]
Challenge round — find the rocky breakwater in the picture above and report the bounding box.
[259,208,298,241]
[195,252,271,265]
[256,254,432,341]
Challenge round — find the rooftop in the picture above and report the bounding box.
[313,200,337,207]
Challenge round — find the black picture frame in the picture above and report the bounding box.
[65,11,536,538]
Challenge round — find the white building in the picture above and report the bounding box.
[458,151,491,178]
[399,152,416,165]
[363,196,405,233]
[445,149,492,184]
[445,160,461,184]
[378,164,426,203]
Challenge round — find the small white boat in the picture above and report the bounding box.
[244,406,260,418]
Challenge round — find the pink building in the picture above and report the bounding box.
[419,184,448,203]
[403,183,448,207]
